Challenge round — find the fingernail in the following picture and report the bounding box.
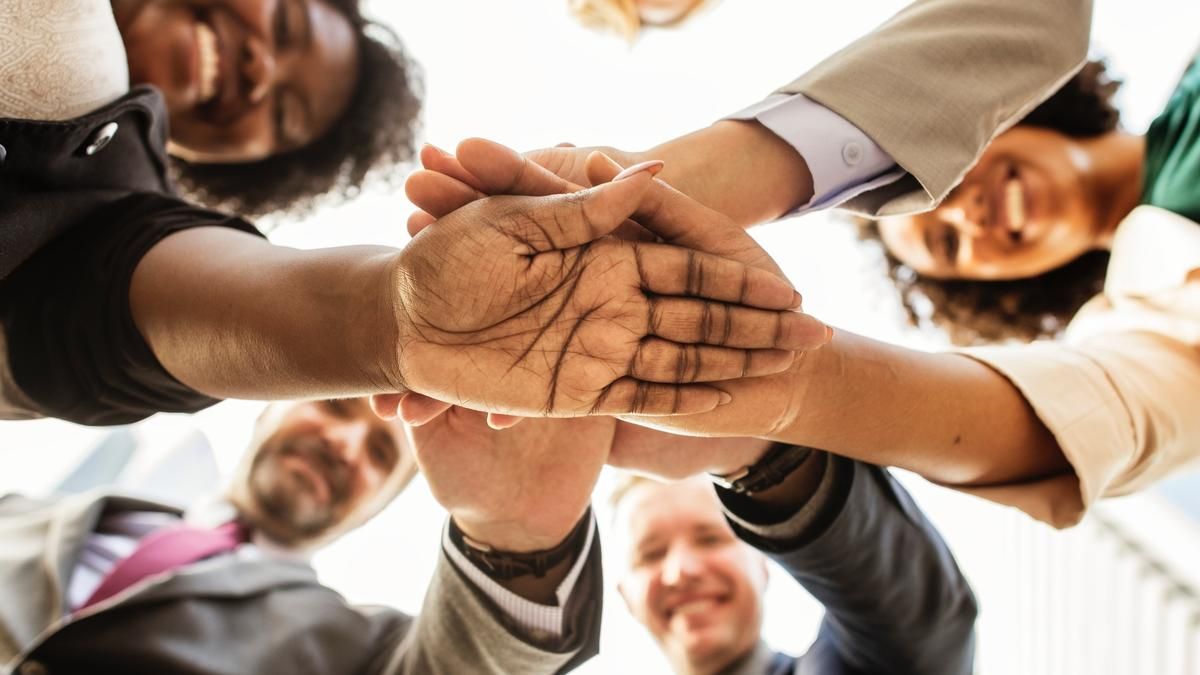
[826,325,835,342]
[424,143,450,158]
[718,390,733,405]
[613,160,665,182]
[789,291,804,310]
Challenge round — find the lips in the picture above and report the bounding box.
[992,164,1034,243]
[191,8,244,126]
[664,593,728,622]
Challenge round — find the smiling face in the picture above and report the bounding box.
[878,126,1108,281]
[617,479,766,674]
[114,0,359,163]
[243,398,412,544]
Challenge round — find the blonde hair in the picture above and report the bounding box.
[608,471,661,512]
[569,0,708,40]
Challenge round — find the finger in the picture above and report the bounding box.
[407,210,437,237]
[458,138,585,196]
[496,166,661,253]
[397,393,454,426]
[406,169,485,219]
[646,298,830,350]
[630,339,795,382]
[420,143,486,192]
[369,393,404,420]
[631,241,805,311]
[487,413,526,430]
[588,379,730,416]
[588,152,785,276]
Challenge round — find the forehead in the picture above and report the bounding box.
[621,480,728,541]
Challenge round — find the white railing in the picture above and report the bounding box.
[908,477,1200,675]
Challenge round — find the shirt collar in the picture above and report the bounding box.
[183,495,312,563]
[1106,205,1200,296]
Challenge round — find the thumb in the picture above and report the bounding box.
[499,160,663,253]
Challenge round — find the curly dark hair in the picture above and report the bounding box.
[171,5,423,219]
[861,60,1122,345]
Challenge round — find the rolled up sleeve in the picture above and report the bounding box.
[960,331,1200,528]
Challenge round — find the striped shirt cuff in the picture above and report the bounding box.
[442,512,596,642]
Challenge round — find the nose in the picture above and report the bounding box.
[661,545,705,587]
[325,420,373,466]
[241,35,277,105]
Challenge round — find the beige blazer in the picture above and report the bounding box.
[0,492,601,675]
[961,207,1200,528]
[783,0,1094,216]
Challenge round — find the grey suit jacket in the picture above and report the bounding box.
[720,457,977,675]
[784,0,1094,216]
[0,492,601,675]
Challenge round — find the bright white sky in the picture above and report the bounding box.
[2,1,1200,673]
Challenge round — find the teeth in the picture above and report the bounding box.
[1005,177,1026,232]
[196,21,219,104]
[673,599,716,616]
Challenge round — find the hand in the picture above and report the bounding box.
[523,144,638,192]
[388,143,831,421]
[609,421,771,479]
[409,407,615,551]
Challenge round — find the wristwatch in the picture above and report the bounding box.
[448,509,592,580]
[709,443,814,495]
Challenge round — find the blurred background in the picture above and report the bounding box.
[3,0,1199,672]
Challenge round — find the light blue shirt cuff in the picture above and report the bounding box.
[726,94,906,216]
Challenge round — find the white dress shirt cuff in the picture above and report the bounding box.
[442,512,596,641]
[726,94,905,216]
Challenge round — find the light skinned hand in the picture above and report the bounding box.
[408,406,615,551]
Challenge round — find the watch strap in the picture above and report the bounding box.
[710,443,815,495]
[448,509,592,580]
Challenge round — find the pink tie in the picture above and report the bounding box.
[80,520,248,611]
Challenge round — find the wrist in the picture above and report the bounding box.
[380,250,415,393]
[453,513,581,554]
[746,451,827,518]
[649,121,813,227]
[706,438,774,476]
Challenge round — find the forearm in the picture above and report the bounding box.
[628,329,1067,488]
[636,120,814,228]
[130,227,404,400]
[772,331,1067,487]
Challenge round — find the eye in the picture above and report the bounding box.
[636,547,666,565]
[941,227,960,265]
[367,433,399,470]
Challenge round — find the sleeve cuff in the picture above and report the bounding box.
[716,452,851,549]
[441,512,596,642]
[956,345,1138,528]
[725,94,904,217]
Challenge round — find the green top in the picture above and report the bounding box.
[1142,53,1200,222]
